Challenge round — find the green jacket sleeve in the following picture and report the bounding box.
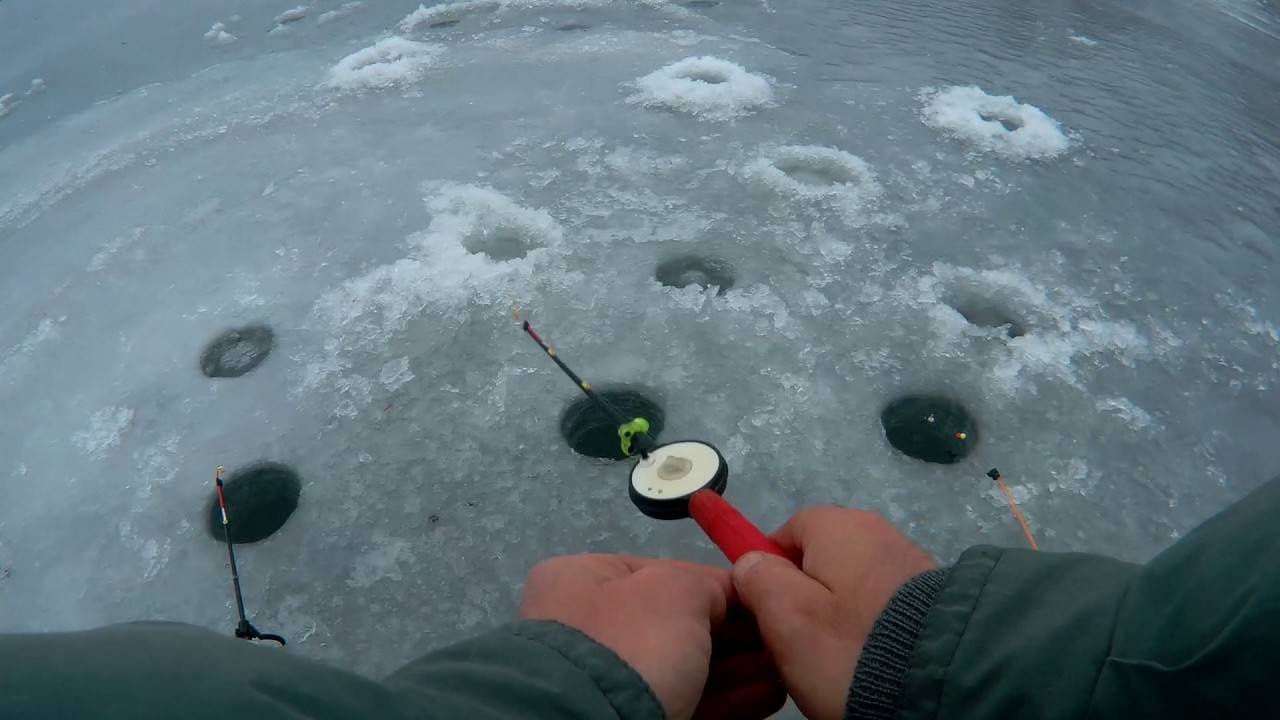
[0,619,663,720]
[848,476,1280,720]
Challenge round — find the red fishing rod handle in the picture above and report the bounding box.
[688,489,791,564]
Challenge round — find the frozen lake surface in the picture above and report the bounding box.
[1,0,1278,686]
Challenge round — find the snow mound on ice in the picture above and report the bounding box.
[745,145,883,224]
[919,85,1070,160]
[627,56,773,121]
[327,37,445,90]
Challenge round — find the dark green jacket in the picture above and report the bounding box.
[850,475,1280,719]
[0,620,664,719]
[3,477,1276,719]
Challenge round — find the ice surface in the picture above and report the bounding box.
[73,407,135,458]
[0,0,1277,706]
[627,56,774,121]
[326,37,445,90]
[1069,33,1099,46]
[379,356,415,391]
[919,85,1070,160]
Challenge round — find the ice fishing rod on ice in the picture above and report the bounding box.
[214,465,287,646]
[516,310,790,563]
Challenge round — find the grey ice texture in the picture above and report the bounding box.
[0,0,1278,708]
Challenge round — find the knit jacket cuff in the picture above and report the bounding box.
[845,567,951,720]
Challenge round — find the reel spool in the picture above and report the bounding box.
[629,441,728,520]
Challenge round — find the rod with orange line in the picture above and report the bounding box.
[987,468,1040,550]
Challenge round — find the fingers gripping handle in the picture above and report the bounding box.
[688,489,789,563]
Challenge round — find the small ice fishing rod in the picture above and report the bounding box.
[519,313,656,459]
[214,466,286,646]
[517,312,789,563]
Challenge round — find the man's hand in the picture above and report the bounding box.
[732,508,936,720]
[520,555,783,720]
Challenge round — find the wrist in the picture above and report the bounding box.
[845,567,951,720]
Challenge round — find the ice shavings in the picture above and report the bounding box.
[26,79,46,95]
[919,85,1070,160]
[326,37,444,90]
[626,56,773,122]
[379,356,415,391]
[73,406,135,458]
[315,184,562,343]
[744,145,883,226]
[318,1,366,23]
[400,1,499,33]
[1097,397,1155,431]
[274,5,310,24]
[0,93,18,118]
[910,263,1151,394]
[204,22,238,45]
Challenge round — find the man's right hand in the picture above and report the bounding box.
[731,508,936,720]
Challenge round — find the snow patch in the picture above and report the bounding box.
[627,56,774,122]
[0,93,18,118]
[326,37,444,91]
[318,1,366,23]
[26,78,46,96]
[204,22,237,45]
[73,407,134,458]
[745,145,883,225]
[400,1,498,33]
[1068,33,1099,46]
[919,86,1070,160]
[274,5,310,23]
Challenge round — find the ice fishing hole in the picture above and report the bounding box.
[683,0,720,7]
[200,324,274,378]
[561,388,665,461]
[947,297,1027,338]
[429,18,461,28]
[773,157,860,188]
[655,255,735,295]
[463,226,534,262]
[979,111,1024,132]
[206,462,301,544]
[881,395,978,465]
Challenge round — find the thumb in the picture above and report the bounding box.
[732,552,833,638]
